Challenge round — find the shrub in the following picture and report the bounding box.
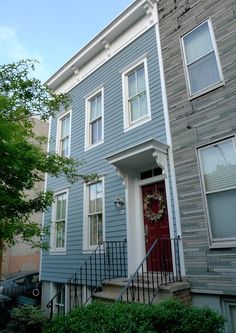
[43,299,225,333]
[11,305,47,325]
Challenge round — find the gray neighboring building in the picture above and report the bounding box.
[157,0,236,331]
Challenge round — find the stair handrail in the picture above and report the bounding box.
[47,239,127,318]
[116,239,158,303]
[46,243,101,318]
[116,237,181,304]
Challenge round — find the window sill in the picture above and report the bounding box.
[85,140,104,151]
[188,81,225,100]
[124,116,151,132]
[49,249,67,255]
[209,241,236,250]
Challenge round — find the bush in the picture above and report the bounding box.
[11,305,47,325]
[43,299,224,333]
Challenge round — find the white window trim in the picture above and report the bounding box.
[56,110,72,157]
[83,177,105,252]
[122,57,151,132]
[197,137,236,248]
[50,189,69,255]
[181,19,224,99]
[84,87,104,151]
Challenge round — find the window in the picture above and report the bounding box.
[198,138,236,246]
[51,191,68,252]
[122,57,151,130]
[55,283,65,315]
[181,20,223,97]
[84,180,104,250]
[85,88,104,149]
[57,111,71,157]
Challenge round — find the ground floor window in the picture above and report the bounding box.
[84,179,104,250]
[55,283,65,315]
[222,298,236,333]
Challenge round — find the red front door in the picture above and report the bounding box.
[142,181,172,271]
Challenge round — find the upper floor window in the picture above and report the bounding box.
[181,20,224,98]
[198,138,236,247]
[122,57,151,131]
[51,190,68,253]
[83,179,104,250]
[85,88,104,149]
[57,111,71,157]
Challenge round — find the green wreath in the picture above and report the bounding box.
[143,191,166,223]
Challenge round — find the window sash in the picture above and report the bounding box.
[89,213,103,246]
[87,91,103,147]
[87,181,103,247]
[198,138,236,243]
[55,220,65,248]
[53,192,67,250]
[59,113,70,156]
[182,20,222,96]
[90,117,102,145]
[127,65,148,123]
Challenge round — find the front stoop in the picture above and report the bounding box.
[154,281,191,305]
[92,278,191,305]
[92,278,128,302]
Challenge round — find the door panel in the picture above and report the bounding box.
[142,181,172,271]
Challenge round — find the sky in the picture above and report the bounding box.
[1,0,133,82]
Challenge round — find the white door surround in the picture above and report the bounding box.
[105,139,175,275]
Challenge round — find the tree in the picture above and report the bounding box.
[0,60,92,251]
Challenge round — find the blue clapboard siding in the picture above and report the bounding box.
[41,26,169,283]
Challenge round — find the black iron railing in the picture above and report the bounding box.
[47,240,127,318]
[116,237,181,304]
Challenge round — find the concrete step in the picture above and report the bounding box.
[92,277,190,304]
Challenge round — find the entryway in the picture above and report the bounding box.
[142,181,172,272]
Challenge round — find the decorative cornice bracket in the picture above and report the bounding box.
[102,38,111,57]
[152,150,167,174]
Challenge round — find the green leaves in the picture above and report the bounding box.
[43,299,225,333]
[0,59,92,249]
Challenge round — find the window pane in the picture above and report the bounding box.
[188,52,220,94]
[96,182,103,212]
[96,94,102,117]
[200,140,236,192]
[184,22,213,64]
[90,98,96,121]
[56,221,65,248]
[139,92,148,117]
[97,118,102,142]
[97,214,103,244]
[207,189,236,239]
[90,215,98,246]
[128,72,136,98]
[137,66,145,92]
[91,121,98,145]
[130,97,139,122]
[61,115,70,138]
[89,214,103,246]
[89,184,96,213]
[61,137,69,157]
[91,118,102,145]
[56,193,67,220]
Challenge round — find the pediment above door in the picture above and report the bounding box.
[105,138,168,173]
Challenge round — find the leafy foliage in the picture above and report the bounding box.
[11,305,47,325]
[0,59,94,249]
[43,299,225,333]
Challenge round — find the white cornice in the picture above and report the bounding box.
[45,0,158,93]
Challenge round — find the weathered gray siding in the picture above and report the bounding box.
[41,26,168,282]
[157,0,236,294]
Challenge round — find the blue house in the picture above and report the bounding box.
[40,0,188,316]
